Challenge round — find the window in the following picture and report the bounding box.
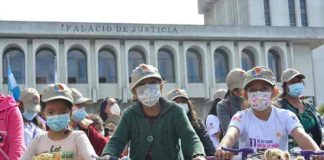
[158,49,175,82]
[268,49,282,81]
[214,49,229,83]
[264,0,271,26]
[288,0,296,26]
[300,0,308,26]
[36,49,56,84]
[98,49,117,83]
[241,49,256,71]
[67,48,87,83]
[187,48,203,83]
[2,48,25,84]
[128,48,146,77]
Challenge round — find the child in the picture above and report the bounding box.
[21,83,96,160]
[215,66,322,160]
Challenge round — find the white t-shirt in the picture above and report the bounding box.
[206,114,220,149]
[229,106,302,151]
[21,130,97,160]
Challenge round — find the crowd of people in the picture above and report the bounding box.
[0,63,323,160]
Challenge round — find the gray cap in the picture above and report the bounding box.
[281,68,305,82]
[226,68,247,91]
[166,88,189,101]
[71,88,92,105]
[41,83,73,104]
[243,66,276,89]
[212,89,227,100]
[130,64,162,91]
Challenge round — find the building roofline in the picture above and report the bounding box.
[0,20,324,43]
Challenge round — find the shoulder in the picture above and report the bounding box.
[206,115,219,122]
[272,106,294,115]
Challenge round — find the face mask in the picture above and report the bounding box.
[110,104,120,115]
[23,111,37,121]
[72,107,87,122]
[247,92,272,111]
[46,113,70,131]
[288,83,304,98]
[177,103,189,113]
[136,84,161,107]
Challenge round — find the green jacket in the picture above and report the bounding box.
[102,97,205,160]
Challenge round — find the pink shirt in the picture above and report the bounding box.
[0,95,25,160]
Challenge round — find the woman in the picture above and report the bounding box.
[215,66,322,160]
[206,89,227,149]
[20,88,45,147]
[0,94,25,160]
[217,68,247,135]
[276,68,323,149]
[101,64,205,160]
[167,88,216,158]
[99,97,120,122]
[21,83,96,160]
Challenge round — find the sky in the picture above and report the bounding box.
[0,0,204,24]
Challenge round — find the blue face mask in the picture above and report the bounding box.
[46,113,70,131]
[72,107,87,122]
[23,111,37,121]
[288,83,304,97]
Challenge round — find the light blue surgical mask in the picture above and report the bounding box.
[288,83,304,98]
[46,113,70,131]
[72,107,87,122]
[23,111,37,121]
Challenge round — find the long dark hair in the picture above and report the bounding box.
[208,98,222,116]
[187,100,204,130]
[99,99,109,122]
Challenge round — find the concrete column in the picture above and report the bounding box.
[248,0,265,26]
[27,39,34,88]
[270,0,290,26]
[294,0,302,26]
[307,0,324,27]
[58,39,66,83]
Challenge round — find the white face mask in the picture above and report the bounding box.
[177,103,189,113]
[110,103,120,115]
[136,84,161,107]
[247,91,272,111]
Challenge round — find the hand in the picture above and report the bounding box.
[78,118,93,129]
[215,147,234,160]
[193,155,206,160]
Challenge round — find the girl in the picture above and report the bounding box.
[215,66,322,160]
[206,89,227,149]
[20,88,45,147]
[101,64,205,160]
[21,83,96,160]
[167,88,216,158]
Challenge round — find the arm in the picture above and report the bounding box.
[101,111,130,156]
[215,126,240,160]
[291,127,321,151]
[174,107,205,158]
[196,119,216,156]
[216,102,231,134]
[76,131,97,159]
[86,124,109,155]
[7,107,25,160]
[218,126,240,149]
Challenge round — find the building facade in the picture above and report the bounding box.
[1,1,324,115]
[198,0,324,106]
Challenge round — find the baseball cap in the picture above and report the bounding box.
[20,88,41,113]
[166,88,189,101]
[41,83,73,104]
[226,68,247,91]
[281,68,305,82]
[243,66,276,89]
[71,88,92,105]
[212,89,227,100]
[130,64,162,90]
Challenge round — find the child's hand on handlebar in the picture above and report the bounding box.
[215,147,234,160]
